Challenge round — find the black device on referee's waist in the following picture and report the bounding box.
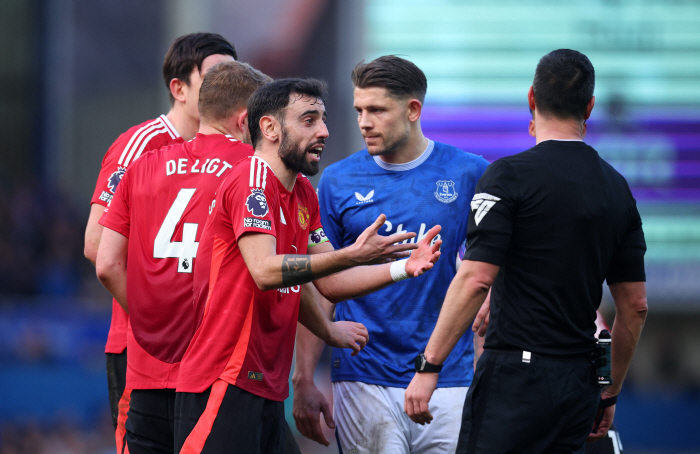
[596,330,613,386]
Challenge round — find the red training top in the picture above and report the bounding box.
[177,155,322,401]
[100,133,251,389]
[91,114,182,354]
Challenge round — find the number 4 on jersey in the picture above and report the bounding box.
[154,188,199,273]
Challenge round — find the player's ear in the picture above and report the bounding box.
[407,98,422,123]
[170,78,187,104]
[260,115,279,142]
[237,109,249,133]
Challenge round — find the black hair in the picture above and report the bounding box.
[533,49,595,121]
[351,55,427,103]
[247,78,328,149]
[162,33,237,105]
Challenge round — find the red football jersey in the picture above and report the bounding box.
[100,134,252,389]
[177,156,322,401]
[91,115,182,354]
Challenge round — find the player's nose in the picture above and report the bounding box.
[358,111,372,129]
[316,120,329,139]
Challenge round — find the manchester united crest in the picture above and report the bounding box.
[298,204,310,229]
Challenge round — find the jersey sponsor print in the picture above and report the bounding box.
[100,134,251,389]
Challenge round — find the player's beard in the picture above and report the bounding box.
[278,128,321,176]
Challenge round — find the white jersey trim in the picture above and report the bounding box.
[118,116,174,167]
[159,114,181,139]
[373,140,435,172]
[249,156,271,190]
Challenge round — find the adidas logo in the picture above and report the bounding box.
[355,190,374,204]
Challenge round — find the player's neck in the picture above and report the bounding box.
[198,121,246,142]
[534,117,585,144]
[376,128,429,165]
[166,106,199,142]
[254,146,297,192]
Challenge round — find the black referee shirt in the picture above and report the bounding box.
[465,140,646,356]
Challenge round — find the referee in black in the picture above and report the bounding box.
[404,49,648,453]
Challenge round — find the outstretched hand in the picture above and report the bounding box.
[326,321,369,356]
[349,214,418,265]
[405,225,442,277]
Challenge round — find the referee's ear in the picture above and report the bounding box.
[584,96,596,120]
[407,98,423,123]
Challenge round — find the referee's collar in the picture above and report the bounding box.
[372,140,435,172]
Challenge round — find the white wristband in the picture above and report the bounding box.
[390,259,410,282]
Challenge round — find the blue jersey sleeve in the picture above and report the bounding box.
[317,171,344,250]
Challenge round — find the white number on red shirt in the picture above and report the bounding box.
[154,188,199,273]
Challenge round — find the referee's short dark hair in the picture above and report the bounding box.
[198,62,271,123]
[163,32,238,105]
[533,49,595,121]
[351,55,427,104]
[247,78,328,149]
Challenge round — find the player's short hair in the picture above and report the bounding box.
[198,61,271,123]
[533,49,595,121]
[163,33,238,105]
[351,55,427,104]
[247,78,328,149]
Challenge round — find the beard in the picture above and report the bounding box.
[278,128,321,176]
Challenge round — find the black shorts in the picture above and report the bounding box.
[107,350,131,453]
[174,380,301,454]
[585,424,623,454]
[126,388,176,454]
[106,350,128,429]
[457,349,601,454]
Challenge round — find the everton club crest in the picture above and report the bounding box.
[434,180,458,204]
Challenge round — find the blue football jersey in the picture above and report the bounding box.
[318,141,489,387]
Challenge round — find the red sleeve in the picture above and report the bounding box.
[90,137,127,207]
[226,157,278,239]
[99,165,132,238]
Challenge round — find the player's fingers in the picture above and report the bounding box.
[386,232,417,245]
[371,214,387,232]
[321,399,335,431]
[413,262,434,277]
[309,417,329,446]
[294,413,314,441]
[431,239,443,253]
[421,225,442,244]
[355,332,368,349]
[419,399,433,425]
[348,340,360,356]
[477,312,490,336]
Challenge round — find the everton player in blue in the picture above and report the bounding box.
[292,56,489,453]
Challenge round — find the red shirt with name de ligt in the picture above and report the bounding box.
[100,134,252,389]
